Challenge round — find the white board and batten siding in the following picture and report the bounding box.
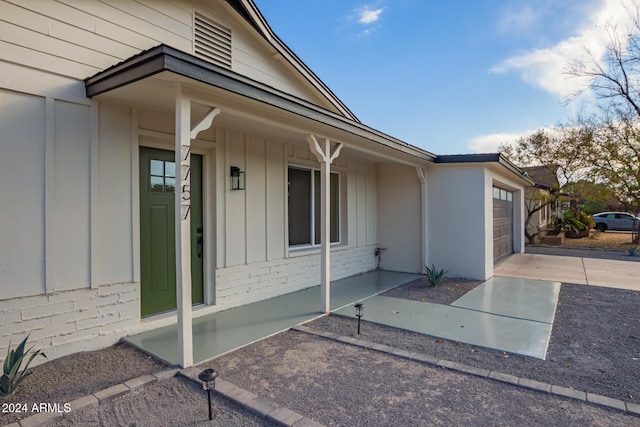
[0,0,348,361]
[214,127,379,309]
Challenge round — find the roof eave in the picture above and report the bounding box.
[224,0,360,122]
[84,44,436,163]
[435,153,535,186]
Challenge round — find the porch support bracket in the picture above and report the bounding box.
[190,107,221,139]
[306,134,343,313]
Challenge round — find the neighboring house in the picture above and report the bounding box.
[522,166,560,238]
[0,0,534,366]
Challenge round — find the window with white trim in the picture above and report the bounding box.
[288,166,340,247]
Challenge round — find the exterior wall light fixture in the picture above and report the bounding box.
[230,166,245,190]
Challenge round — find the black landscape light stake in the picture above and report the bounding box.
[198,368,219,420]
[355,303,364,334]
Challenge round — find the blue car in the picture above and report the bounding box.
[592,212,639,232]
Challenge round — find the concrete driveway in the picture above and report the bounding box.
[495,253,640,291]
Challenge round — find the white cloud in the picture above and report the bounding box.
[498,4,540,34]
[358,7,384,24]
[468,131,533,153]
[491,0,639,99]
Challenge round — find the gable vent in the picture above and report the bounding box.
[194,13,232,69]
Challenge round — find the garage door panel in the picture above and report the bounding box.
[493,189,513,265]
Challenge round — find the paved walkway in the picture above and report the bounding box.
[335,276,560,359]
[495,253,640,291]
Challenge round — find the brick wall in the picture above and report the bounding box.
[0,246,377,364]
[0,282,139,366]
[216,245,377,308]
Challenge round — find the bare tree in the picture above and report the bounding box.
[566,3,640,118]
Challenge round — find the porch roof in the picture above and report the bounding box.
[84,44,436,165]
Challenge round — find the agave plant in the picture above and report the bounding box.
[424,264,448,287]
[628,246,639,257]
[1,335,47,396]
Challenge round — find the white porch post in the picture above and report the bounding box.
[417,167,428,273]
[307,135,343,313]
[175,84,193,368]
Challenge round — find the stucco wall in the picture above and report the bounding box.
[427,165,488,280]
[426,163,527,280]
[376,164,422,273]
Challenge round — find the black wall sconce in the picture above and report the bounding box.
[230,166,245,190]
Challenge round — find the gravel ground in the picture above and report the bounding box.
[381,277,482,305]
[1,341,166,425]
[527,229,640,261]
[206,330,639,426]
[557,230,638,250]
[309,279,640,403]
[3,247,639,426]
[49,376,278,427]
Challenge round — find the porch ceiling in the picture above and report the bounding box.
[85,44,434,167]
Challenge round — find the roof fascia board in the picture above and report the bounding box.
[84,45,435,163]
[435,153,535,186]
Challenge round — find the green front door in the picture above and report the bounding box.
[139,147,204,317]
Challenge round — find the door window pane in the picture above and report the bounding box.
[150,176,164,192]
[150,160,176,193]
[151,160,164,176]
[165,162,175,178]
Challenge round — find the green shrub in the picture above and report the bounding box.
[424,264,448,287]
[628,246,639,257]
[1,335,46,396]
[576,211,595,230]
[564,216,586,232]
[561,211,593,233]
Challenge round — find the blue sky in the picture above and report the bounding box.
[253,0,637,155]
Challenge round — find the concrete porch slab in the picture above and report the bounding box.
[125,270,422,366]
[451,276,560,323]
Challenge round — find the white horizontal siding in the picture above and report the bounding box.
[58,0,192,43]
[0,19,119,68]
[2,0,336,110]
[0,0,193,80]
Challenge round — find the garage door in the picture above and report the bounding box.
[493,187,513,265]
